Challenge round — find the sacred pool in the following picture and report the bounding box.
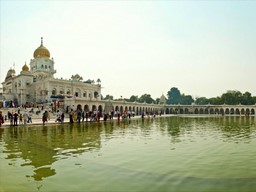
[1,116,256,192]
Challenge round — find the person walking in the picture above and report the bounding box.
[0,111,4,127]
[42,111,47,125]
[61,112,64,123]
[13,111,19,126]
[23,111,28,125]
[19,113,23,124]
[69,109,74,123]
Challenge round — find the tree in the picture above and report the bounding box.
[208,97,223,105]
[241,91,253,105]
[221,90,242,105]
[139,94,155,104]
[129,95,139,102]
[104,94,114,100]
[179,94,194,105]
[195,97,208,105]
[167,87,181,104]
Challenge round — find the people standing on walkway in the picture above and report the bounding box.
[0,111,4,127]
[61,112,64,123]
[85,112,88,122]
[28,112,32,123]
[23,111,28,125]
[69,109,74,123]
[117,110,120,121]
[13,111,19,126]
[9,112,14,126]
[55,110,61,122]
[111,110,114,120]
[42,111,48,125]
[19,113,23,124]
[82,111,85,122]
[141,111,145,119]
[77,110,81,123]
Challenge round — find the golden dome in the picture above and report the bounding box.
[22,63,29,71]
[33,37,50,58]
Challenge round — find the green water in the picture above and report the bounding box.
[1,116,256,192]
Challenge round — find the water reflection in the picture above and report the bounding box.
[163,116,256,144]
[2,123,103,180]
[1,116,256,182]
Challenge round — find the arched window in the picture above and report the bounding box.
[52,88,56,95]
[60,89,64,94]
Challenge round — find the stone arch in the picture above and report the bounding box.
[251,109,255,115]
[220,108,224,115]
[209,108,214,114]
[120,106,124,113]
[166,108,170,114]
[77,104,82,112]
[84,105,89,112]
[115,106,119,111]
[179,108,184,114]
[94,91,99,98]
[215,108,219,114]
[52,88,57,95]
[92,105,97,111]
[245,108,250,115]
[225,108,229,114]
[235,108,240,115]
[132,106,135,113]
[75,88,81,97]
[199,108,204,114]
[205,108,208,114]
[98,105,103,112]
[184,108,189,114]
[241,108,245,115]
[59,88,64,95]
[230,108,234,115]
[194,108,199,114]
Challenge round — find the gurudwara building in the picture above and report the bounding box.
[2,38,102,112]
[1,38,164,115]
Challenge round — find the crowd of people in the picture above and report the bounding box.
[0,106,160,127]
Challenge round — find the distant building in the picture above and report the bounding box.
[2,37,101,111]
[159,94,167,105]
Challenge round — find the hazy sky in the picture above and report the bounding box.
[1,0,256,100]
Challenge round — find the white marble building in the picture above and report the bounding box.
[2,38,101,110]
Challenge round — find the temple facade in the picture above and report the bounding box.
[2,38,102,112]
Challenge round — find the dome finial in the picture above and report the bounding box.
[41,37,43,45]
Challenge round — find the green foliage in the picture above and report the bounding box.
[195,90,255,105]
[139,94,155,104]
[129,95,139,102]
[167,87,181,104]
[104,94,114,100]
[195,97,208,105]
[167,87,194,105]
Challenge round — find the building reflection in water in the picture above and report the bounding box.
[2,116,255,181]
[2,123,102,181]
